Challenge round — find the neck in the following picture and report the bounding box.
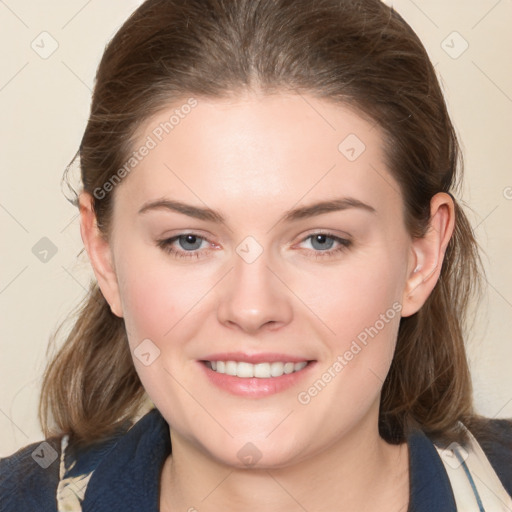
[160,408,410,512]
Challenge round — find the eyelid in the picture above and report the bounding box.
[293,231,352,254]
[156,232,216,251]
[157,229,352,261]
[157,229,351,248]
[295,228,352,244]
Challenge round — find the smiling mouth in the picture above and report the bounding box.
[203,360,311,378]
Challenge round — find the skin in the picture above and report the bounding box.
[79,92,455,511]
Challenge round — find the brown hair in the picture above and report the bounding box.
[40,0,484,446]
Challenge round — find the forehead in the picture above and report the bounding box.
[115,93,401,224]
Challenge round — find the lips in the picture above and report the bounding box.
[198,352,316,398]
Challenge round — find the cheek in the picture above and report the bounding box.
[117,267,174,345]
[297,247,405,397]
[115,247,213,346]
[113,251,214,425]
[302,246,405,341]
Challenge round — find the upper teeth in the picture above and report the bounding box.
[208,361,308,378]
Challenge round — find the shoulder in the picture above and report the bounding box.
[0,437,61,512]
[468,416,512,496]
[78,408,170,510]
[0,410,170,512]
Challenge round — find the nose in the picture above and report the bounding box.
[216,244,293,334]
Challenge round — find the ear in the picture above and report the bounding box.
[401,192,455,317]
[79,192,123,317]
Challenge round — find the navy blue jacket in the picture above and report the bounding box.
[1,409,511,511]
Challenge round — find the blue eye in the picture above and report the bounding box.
[307,234,337,251]
[157,232,351,260]
[157,233,210,259]
[300,233,352,258]
[174,234,204,251]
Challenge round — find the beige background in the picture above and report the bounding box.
[0,0,511,456]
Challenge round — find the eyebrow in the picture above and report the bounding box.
[138,197,376,223]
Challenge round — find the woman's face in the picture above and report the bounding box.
[99,93,418,467]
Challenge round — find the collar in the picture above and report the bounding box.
[77,409,456,512]
[407,427,456,511]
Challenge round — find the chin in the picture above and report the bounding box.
[204,437,306,470]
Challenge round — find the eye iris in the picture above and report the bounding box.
[179,234,202,251]
[311,234,334,251]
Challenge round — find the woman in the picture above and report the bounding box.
[1,0,511,510]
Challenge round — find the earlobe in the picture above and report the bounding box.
[79,192,124,317]
[401,192,455,317]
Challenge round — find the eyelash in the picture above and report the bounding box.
[156,232,352,260]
